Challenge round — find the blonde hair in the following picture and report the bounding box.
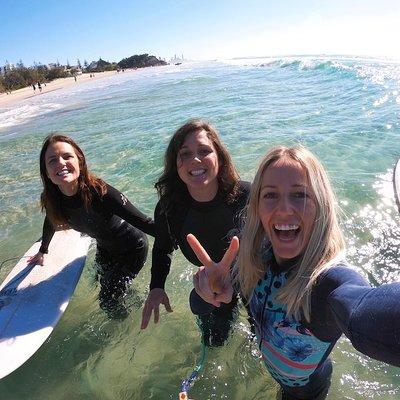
[236,146,345,322]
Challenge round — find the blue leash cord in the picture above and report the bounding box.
[179,341,208,399]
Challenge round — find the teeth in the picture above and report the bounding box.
[57,170,69,176]
[190,169,205,176]
[274,224,299,231]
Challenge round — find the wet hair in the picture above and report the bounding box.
[155,118,240,211]
[235,145,345,322]
[39,134,107,227]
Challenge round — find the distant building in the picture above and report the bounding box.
[170,54,186,64]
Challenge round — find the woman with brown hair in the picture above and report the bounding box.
[29,134,155,319]
[140,118,250,347]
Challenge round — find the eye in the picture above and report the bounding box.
[292,191,307,199]
[199,148,212,156]
[179,150,192,160]
[262,191,278,199]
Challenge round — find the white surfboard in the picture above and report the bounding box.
[394,158,400,214]
[0,229,91,380]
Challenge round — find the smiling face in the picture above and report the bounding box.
[44,141,81,196]
[177,129,219,201]
[258,158,317,263]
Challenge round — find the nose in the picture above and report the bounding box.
[56,156,66,167]
[276,195,293,215]
[190,152,202,162]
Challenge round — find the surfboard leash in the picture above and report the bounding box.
[0,256,30,270]
[0,257,36,293]
[178,340,208,400]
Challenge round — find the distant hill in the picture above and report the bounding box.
[87,58,118,72]
[117,54,167,69]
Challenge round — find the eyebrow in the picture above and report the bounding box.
[46,152,73,160]
[261,184,307,189]
[179,144,211,150]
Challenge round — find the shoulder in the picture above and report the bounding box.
[230,180,250,208]
[313,262,370,297]
[238,180,251,193]
[239,180,251,196]
[155,199,165,216]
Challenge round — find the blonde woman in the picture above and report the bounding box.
[188,146,400,400]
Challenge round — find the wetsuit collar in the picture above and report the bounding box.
[270,252,302,274]
[190,190,224,211]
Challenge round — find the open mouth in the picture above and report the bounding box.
[189,169,206,176]
[56,169,70,177]
[273,224,301,241]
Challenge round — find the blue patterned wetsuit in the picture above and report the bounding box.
[248,252,400,399]
[191,249,400,399]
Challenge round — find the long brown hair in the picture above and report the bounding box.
[39,134,107,227]
[155,118,240,211]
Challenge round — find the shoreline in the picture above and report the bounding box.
[0,70,134,109]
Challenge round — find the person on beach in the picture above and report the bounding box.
[37,82,42,93]
[29,134,155,319]
[189,145,400,399]
[140,119,250,347]
[32,83,36,93]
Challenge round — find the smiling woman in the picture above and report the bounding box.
[258,158,317,263]
[190,145,400,400]
[29,134,155,319]
[44,142,81,196]
[141,118,250,349]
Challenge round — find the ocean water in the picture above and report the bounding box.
[0,56,400,399]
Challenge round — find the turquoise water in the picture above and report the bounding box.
[0,56,400,399]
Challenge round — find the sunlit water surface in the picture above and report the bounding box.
[0,57,400,399]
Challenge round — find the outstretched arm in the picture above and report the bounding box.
[325,267,400,367]
[141,202,175,329]
[28,216,55,265]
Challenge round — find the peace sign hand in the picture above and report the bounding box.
[187,234,239,308]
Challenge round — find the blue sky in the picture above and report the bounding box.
[2,0,400,66]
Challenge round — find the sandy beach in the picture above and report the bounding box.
[0,70,129,108]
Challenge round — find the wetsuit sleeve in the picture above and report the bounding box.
[38,216,55,254]
[101,184,155,237]
[150,202,175,290]
[324,266,400,367]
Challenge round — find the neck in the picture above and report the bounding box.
[59,183,78,196]
[188,183,218,202]
[275,254,302,269]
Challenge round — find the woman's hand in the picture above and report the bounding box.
[28,252,45,266]
[187,233,239,308]
[141,288,173,329]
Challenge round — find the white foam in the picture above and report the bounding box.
[0,102,63,130]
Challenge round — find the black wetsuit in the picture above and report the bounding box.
[39,184,155,315]
[151,181,250,346]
